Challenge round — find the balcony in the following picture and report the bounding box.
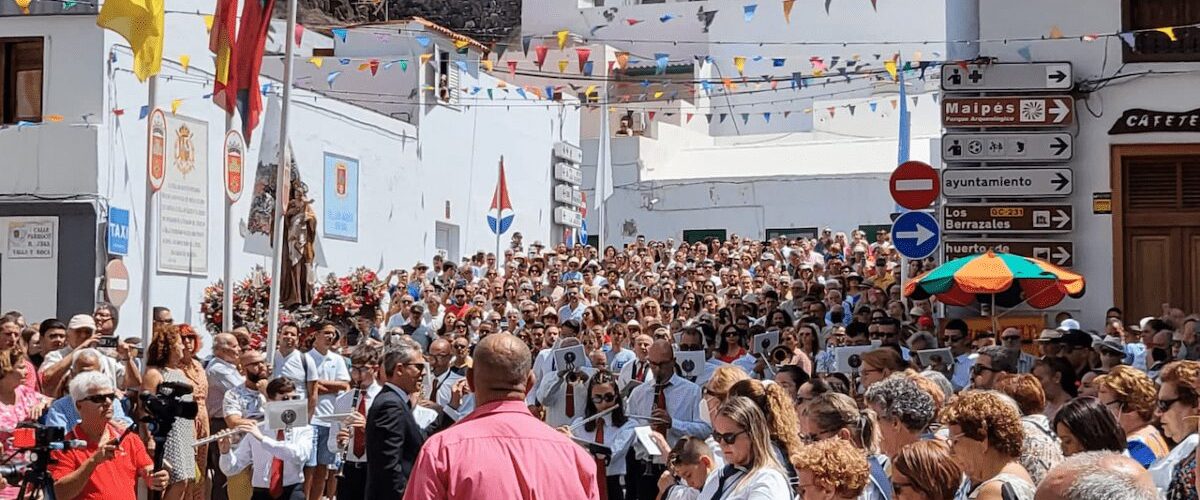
[1122,0,1200,63]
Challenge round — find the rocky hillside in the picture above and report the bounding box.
[296,0,521,43]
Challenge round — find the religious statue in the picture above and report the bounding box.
[280,175,317,309]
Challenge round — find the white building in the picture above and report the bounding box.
[516,0,973,246]
[0,4,578,337]
[975,0,1200,322]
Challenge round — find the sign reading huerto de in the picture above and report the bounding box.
[891,211,940,260]
[889,161,940,210]
[942,96,1074,128]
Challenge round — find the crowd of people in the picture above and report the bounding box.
[0,229,1198,500]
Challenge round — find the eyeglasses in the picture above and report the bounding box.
[82,393,117,404]
[946,432,969,448]
[591,393,617,404]
[350,365,377,374]
[801,428,836,443]
[453,343,469,350]
[403,363,428,373]
[678,343,704,352]
[971,365,1000,376]
[1002,336,1023,342]
[711,429,747,445]
[944,335,965,344]
[1158,397,1184,412]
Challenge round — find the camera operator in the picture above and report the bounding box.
[40,315,138,400]
[50,371,169,500]
[43,348,133,430]
[218,377,313,500]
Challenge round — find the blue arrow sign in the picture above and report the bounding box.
[891,211,940,259]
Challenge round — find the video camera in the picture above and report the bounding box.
[141,381,199,424]
[0,423,86,500]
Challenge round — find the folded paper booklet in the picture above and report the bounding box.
[633,425,662,456]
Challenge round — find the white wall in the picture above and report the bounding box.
[977,0,1200,325]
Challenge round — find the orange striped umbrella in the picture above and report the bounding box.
[904,250,1085,309]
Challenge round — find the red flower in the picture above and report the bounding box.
[333,304,346,316]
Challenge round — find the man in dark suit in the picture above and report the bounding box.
[365,338,427,499]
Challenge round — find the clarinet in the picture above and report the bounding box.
[335,388,363,479]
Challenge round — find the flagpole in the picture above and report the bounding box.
[495,156,503,276]
[141,76,158,365]
[597,80,609,249]
[222,114,234,333]
[265,0,298,365]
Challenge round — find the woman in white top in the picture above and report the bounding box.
[1149,360,1200,498]
[568,370,637,500]
[698,396,791,500]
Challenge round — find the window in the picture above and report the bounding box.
[435,50,460,107]
[682,229,727,244]
[1,38,43,124]
[1122,0,1200,62]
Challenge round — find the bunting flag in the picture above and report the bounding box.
[869,102,877,112]
[653,91,663,99]
[616,52,630,70]
[521,35,532,55]
[884,59,898,80]
[420,53,433,65]
[686,113,694,123]
[827,107,836,117]
[743,3,756,22]
[763,112,770,123]
[589,24,607,37]
[740,113,749,124]
[576,47,591,72]
[1156,27,1177,41]
[1118,31,1136,49]
[96,0,164,81]
[557,59,569,73]
[582,60,594,76]
[869,0,877,10]
[648,111,656,121]
[483,59,493,72]
[772,57,785,67]
[782,0,795,23]
[1049,25,1063,39]
[626,18,642,25]
[1017,45,1032,62]
[534,45,549,69]
[733,56,746,75]
[399,60,408,71]
[824,0,832,14]
[170,98,182,114]
[705,114,713,123]
[453,39,470,51]
[203,15,214,31]
[331,28,348,42]
[655,53,669,74]
[326,71,341,88]
[294,23,304,45]
[660,13,674,22]
[139,105,149,119]
[556,30,570,49]
[369,59,379,75]
[719,113,728,123]
[507,60,518,77]
[698,7,718,32]
[847,105,856,116]
[783,111,790,118]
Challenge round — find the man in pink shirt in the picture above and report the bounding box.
[403,333,600,500]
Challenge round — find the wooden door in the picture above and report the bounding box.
[1118,149,1200,319]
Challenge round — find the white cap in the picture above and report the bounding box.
[1056,319,1081,331]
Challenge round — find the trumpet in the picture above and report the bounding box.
[769,345,793,365]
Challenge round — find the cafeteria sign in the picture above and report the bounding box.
[1109,108,1200,134]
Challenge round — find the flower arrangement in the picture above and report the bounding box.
[312,267,385,325]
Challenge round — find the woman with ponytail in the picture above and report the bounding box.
[697,396,791,499]
[727,379,805,488]
[800,393,892,500]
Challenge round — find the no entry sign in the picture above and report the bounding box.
[890,161,940,210]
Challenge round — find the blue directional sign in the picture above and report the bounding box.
[107,206,130,256]
[891,211,940,259]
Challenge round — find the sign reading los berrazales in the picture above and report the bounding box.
[1109,108,1200,134]
[943,204,1073,233]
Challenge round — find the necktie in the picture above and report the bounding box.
[431,374,443,403]
[268,430,285,498]
[353,390,366,458]
[595,417,605,443]
[653,385,669,435]
[635,361,645,382]
[565,380,576,418]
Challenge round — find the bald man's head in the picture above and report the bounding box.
[1035,451,1157,500]
[429,338,453,372]
[213,333,240,362]
[648,339,676,383]
[470,333,534,404]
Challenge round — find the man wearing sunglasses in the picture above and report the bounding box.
[971,346,1017,390]
[50,371,170,500]
[627,340,710,498]
[942,319,976,391]
[365,338,427,500]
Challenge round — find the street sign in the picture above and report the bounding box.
[554,184,584,207]
[107,206,129,256]
[554,141,583,163]
[944,240,1074,267]
[943,204,1073,233]
[554,161,582,185]
[942,168,1073,198]
[104,258,130,307]
[891,211,940,259]
[889,161,940,210]
[942,132,1073,162]
[942,96,1074,128]
[554,206,583,228]
[941,62,1073,91]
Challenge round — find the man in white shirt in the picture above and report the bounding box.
[205,333,244,500]
[423,339,464,408]
[558,287,588,324]
[329,344,382,500]
[271,323,317,400]
[304,322,351,500]
[536,338,595,427]
[618,334,655,393]
[218,377,314,500]
[41,314,130,393]
[628,340,712,497]
[943,319,977,391]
